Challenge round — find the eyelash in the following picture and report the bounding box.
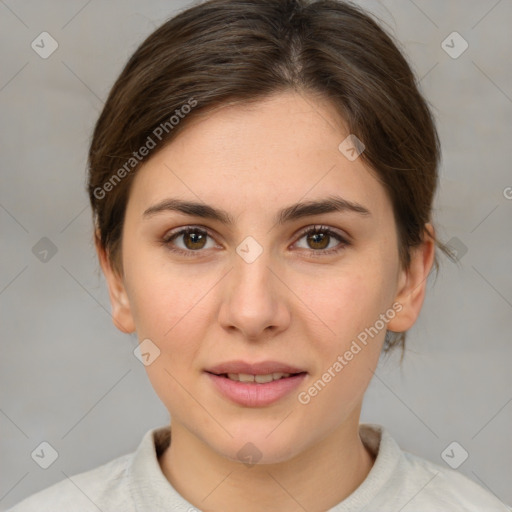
[162,225,350,258]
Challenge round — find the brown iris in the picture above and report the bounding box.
[183,230,207,250]
[307,230,330,250]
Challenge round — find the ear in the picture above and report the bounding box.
[95,233,136,334]
[386,223,436,333]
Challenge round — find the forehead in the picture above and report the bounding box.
[126,91,391,224]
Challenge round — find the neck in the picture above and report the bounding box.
[159,414,375,512]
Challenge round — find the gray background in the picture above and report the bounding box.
[1,0,511,509]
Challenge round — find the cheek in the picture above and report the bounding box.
[124,262,213,412]
[124,253,223,377]
[124,240,207,334]
[295,270,389,416]
[296,262,396,346]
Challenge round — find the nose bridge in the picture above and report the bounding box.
[219,238,288,338]
[231,241,276,307]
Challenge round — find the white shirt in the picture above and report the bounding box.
[8,423,509,511]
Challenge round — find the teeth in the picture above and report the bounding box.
[255,374,274,384]
[225,372,292,383]
[273,372,291,380]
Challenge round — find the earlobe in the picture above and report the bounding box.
[386,224,436,333]
[95,235,136,334]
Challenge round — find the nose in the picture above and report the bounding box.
[218,250,291,342]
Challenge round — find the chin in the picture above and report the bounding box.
[207,425,308,466]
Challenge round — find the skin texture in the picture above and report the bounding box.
[97,91,435,512]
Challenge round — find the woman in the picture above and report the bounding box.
[9,0,509,510]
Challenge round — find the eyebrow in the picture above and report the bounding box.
[143,195,371,225]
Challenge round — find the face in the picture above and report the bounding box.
[100,91,433,464]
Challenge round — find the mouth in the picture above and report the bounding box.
[205,361,308,407]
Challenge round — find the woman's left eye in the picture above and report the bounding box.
[293,225,349,255]
[162,225,349,257]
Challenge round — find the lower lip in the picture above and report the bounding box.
[206,372,307,407]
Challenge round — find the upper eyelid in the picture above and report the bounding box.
[164,225,216,242]
[296,224,348,238]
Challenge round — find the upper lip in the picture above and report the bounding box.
[206,360,307,375]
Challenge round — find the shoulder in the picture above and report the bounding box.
[358,424,509,511]
[398,449,508,511]
[7,452,134,512]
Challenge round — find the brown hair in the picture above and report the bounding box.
[87,0,448,357]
